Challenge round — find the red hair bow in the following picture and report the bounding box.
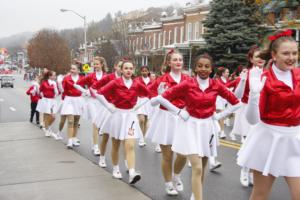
[268,29,293,41]
[122,56,130,61]
[167,49,174,55]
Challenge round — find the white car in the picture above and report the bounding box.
[0,75,14,88]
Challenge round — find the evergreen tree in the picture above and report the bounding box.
[203,0,263,70]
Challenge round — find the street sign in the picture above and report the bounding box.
[82,63,92,73]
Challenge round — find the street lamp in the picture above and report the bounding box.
[60,9,87,63]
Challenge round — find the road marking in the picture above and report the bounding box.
[220,139,241,150]
[220,139,241,147]
[9,107,16,112]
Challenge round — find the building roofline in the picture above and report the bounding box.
[143,23,163,30]
[160,15,184,22]
[183,3,210,13]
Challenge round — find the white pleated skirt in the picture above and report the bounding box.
[172,116,220,157]
[146,109,179,145]
[237,122,300,177]
[216,96,227,110]
[56,99,64,114]
[60,96,86,116]
[93,104,112,134]
[230,103,253,136]
[85,98,103,121]
[36,97,57,114]
[102,108,142,140]
[147,105,159,120]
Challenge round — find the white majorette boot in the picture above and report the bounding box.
[72,137,80,147]
[138,137,146,147]
[55,131,63,140]
[165,182,178,196]
[155,144,161,153]
[129,169,141,185]
[66,138,73,149]
[173,174,184,192]
[219,130,226,139]
[209,157,222,171]
[98,156,107,168]
[93,144,100,155]
[112,165,122,179]
[240,167,250,187]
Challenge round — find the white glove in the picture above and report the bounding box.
[213,103,242,120]
[95,93,116,113]
[240,69,248,81]
[155,95,189,119]
[246,67,266,125]
[74,84,88,94]
[57,75,64,83]
[157,82,168,95]
[177,109,190,121]
[150,96,161,106]
[133,98,149,111]
[212,112,221,121]
[234,69,248,98]
[84,89,91,97]
[249,67,266,94]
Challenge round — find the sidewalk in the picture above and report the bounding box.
[0,122,151,200]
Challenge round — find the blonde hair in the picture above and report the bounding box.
[94,56,108,72]
[162,49,182,73]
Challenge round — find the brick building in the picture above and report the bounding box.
[128,0,210,73]
[263,1,300,42]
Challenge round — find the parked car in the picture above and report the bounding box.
[0,75,14,88]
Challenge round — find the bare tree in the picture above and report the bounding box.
[27,29,71,74]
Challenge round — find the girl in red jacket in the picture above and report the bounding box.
[215,66,230,139]
[26,77,40,124]
[146,50,190,196]
[91,59,122,168]
[36,71,58,137]
[60,65,86,148]
[237,29,300,200]
[232,45,266,187]
[75,56,107,155]
[135,66,153,147]
[54,74,67,140]
[93,60,150,185]
[151,53,241,200]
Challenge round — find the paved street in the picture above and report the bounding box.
[0,74,291,200]
[0,122,150,200]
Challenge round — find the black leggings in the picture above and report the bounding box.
[30,102,40,123]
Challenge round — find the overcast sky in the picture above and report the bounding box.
[0,0,190,38]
